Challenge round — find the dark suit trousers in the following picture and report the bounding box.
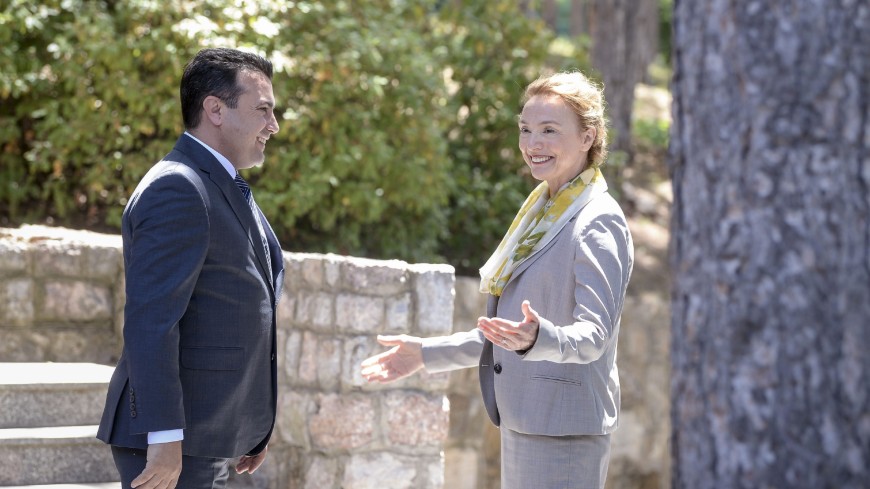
[111,446,231,489]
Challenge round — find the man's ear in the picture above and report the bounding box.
[202,95,223,126]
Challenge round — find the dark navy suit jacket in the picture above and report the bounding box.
[97,134,284,458]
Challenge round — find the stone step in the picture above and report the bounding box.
[0,363,114,429]
[0,425,117,486]
[2,484,120,489]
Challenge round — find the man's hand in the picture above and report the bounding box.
[132,441,182,489]
[236,445,268,474]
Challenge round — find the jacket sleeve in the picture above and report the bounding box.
[421,329,485,373]
[123,167,209,434]
[521,211,633,364]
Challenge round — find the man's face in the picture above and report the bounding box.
[219,69,279,170]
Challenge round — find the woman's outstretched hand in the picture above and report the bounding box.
[360,334,424,383]
[478,300,541,351]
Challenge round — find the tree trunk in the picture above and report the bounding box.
[669,1,869,488]
[541,0,559,32]
[589,0,659,160]
[570,0,589,37]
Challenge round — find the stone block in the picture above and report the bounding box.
[32,242,85,277]
[41,280,112,322]
[304,454,339,489]
[0,362,113,429]
[309,393,374,450]
[342,257,409,296]
[316,337,342,391]
[452,277,487,333]
[0,241,27,273]
[298,254,325,288]
[342,452,416,489]
[411,264,455,336]
[0,329,119,364]
[298,331,320,386]
[277,390,315,448]
[414,370,452,394]
[281,253,304,291]
[425,454,446,489]
[276,294,296,330]
[0,426,117,485]
[336,294,385,334]
[284,330,303,383]
[324,254,342,287]
[295,290,334,331]
[386,293,412,333]
[0,278,34,327]
[444,448,479,489]
[385,392,450,446]
[84,245,122,282]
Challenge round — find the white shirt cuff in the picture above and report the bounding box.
[148,429,184,444]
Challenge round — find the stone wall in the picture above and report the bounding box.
[0,225,453,489]
[0,224,671,489]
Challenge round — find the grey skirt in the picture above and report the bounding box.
[500,428,611,489]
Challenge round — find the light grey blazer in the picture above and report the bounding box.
[422,190,633,436]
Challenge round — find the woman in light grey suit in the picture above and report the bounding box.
[362,71,633,489]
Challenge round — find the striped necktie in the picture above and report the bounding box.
[234,173,272,280]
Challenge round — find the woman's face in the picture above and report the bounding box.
[518,94,595,195]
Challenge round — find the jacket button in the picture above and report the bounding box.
[130,410,137,418]
[493,363,502,374]
[271,353,276,362]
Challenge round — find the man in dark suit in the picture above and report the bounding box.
[97,48,284,488]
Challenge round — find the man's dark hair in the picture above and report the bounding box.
[180,48,273,129]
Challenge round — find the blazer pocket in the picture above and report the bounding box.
[531,375,583,386]
[181,346,244,371]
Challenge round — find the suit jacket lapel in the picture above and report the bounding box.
[503,213,579,290]
[174,135,275,292]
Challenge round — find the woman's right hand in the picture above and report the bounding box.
[360,334,424,383]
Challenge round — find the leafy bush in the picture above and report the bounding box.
[0,0,585,270]
[0,0,192,227]
[432,0,555,274]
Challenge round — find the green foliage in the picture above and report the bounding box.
[633,118,670,152]
[222,1,452,261]
[0,0,191,227]
[432,0,555,274]
[0,0,591,270]
[659,0,673,65]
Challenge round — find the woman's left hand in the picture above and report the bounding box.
[477,300,541,351]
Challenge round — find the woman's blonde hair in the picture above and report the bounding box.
[521,71,608,167]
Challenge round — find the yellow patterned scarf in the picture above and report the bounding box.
[479,165,607,296]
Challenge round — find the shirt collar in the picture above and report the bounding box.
[184,131,237,178]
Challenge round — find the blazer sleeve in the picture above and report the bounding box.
[123,167,209,434]
[521,210,633,364]
[420,329,485,373]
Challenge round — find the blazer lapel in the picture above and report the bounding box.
[479,294,500,426]
[174,135,275,291]
[503,212,580,290]
[256,203,285,295]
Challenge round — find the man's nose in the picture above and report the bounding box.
[267,112,279,134]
